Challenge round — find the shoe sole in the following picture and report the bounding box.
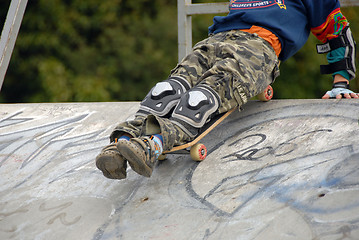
[117,140,152,177]
[96,152,126,179]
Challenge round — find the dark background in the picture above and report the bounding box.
[0,0,358,103]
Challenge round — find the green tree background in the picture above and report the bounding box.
[0,0,358,103]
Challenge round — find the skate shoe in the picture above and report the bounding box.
[96,143,127,179]
[117,136,163,177]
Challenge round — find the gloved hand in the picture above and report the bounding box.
[322,81,359,99]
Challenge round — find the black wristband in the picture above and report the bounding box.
[333,81,349,89]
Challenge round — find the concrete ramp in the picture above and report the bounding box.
[1,100,359,240]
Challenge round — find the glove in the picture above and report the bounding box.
[324,81,358,99]
[325,87,355,98]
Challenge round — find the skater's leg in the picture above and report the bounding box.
[117,114,182,177]
[96,115,146,179]
[169,30,280,144]
[102,31,279,179]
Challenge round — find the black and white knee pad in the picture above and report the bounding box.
[137,76,191,117]
[170,85,220,137]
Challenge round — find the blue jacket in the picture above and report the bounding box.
[208,0,346,61]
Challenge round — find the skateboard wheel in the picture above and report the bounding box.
[190,143,207,161]
[158,154,167,161]
[258,85,273,102]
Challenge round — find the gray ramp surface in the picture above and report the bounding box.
[1,100,359,240]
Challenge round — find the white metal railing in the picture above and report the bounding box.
[0,0,28,91]
[177,0,359,62]
[341,0,359,6]
[177,0,228,62]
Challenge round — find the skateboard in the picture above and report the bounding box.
[159,85,274,161]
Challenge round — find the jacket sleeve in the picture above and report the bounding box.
[304,0,355,80]
[310,8,349,43]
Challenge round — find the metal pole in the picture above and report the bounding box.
[177,1,228,62]
[186,2,229,15]
[177,0,193,62]
[341,0,359,6]
[0,0,28,91]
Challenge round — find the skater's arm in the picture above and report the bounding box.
[307,2,357,99]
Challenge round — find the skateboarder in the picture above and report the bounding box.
[96,0,357,180]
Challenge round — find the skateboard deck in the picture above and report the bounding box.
[160,85,274,161]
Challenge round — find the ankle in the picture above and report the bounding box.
[150,134,163,159]
[114,133,133,143]
[118,135,131,141]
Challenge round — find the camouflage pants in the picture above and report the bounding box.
[111,30,280,150]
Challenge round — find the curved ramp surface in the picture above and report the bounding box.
[0,100,359,240]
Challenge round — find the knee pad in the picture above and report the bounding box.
[170,85,220,137]
[137,76,191,117]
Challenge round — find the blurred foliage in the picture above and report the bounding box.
[0,0,358,102]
